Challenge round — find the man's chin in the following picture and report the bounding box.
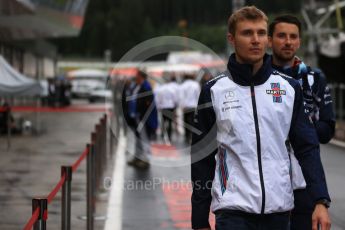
[279,53,295,62]
[274,55,294,63]
[247,56,264,65]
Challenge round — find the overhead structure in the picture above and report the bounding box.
[0,0,35,15]
[301,0,345,65]
[0,0,89,41]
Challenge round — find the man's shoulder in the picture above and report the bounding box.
[141,80,152,90]
[271,70,301,88]
[205,72,228,87]
[307,67,326,80]
[272,70,292,79]
[304,66,329,89]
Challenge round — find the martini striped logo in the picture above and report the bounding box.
[266,83,286,103]
[218,147,229,195]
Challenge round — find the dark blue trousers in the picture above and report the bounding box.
[216,210,290,230]
[290,189,314,230]
[290,212,312,230]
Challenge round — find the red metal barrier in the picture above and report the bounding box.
[22,146,88,230]
[23,208,39,230]
[22,113,112,230]
[72,147,89,172]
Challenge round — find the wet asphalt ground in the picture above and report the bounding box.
[0,100,109,229]
[0,99,344,230]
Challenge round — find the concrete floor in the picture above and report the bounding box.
[0,101,109,229]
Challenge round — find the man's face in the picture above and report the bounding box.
[135,73,143,84]
[268,22,300,63]
[227,19,268,65]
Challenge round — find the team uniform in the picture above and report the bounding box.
[272,57,335,230]
[191,54,330,229]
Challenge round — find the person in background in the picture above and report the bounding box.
[122,77,137,132]
[200,70,213,86]
[127,70,158,169]
[0,100,19,135]
[48,78,56,107]
[268,14,335,230]
[157,76,179,142]
[180,74,200,143]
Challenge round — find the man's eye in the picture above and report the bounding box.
[258,30,267,36]
[277,33,285,38]
[242,30,252,36]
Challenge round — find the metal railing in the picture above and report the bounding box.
[23,113,116,230]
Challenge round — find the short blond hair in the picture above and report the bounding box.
[228,6,268,35]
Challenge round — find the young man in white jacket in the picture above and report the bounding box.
[191,6,331,230]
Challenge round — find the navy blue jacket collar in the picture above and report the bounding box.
[271,56,309,80]
[228,54,273,86]
[227,53,273,86]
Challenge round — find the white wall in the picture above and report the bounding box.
[23,52,37,78]
[43,57,55,78]
[23,53,56,79]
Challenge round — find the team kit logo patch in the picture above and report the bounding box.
[266,83,286,103]
[218,147,229,195]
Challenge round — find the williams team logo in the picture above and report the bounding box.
[266,83,286,103]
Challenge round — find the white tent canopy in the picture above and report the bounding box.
[0,55,42,97]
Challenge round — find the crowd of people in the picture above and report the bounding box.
[154,74,201,143]
[121,70,204,169]
[42,78,72,107]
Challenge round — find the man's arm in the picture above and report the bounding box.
[288,82,331,228]
[312,204,331,230]
[313,71,335,143]
[191,84,217,229]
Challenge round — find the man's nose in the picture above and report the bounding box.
[285,37,292,45]
[252,33,260,43]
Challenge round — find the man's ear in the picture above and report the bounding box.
[297,38,301,49]
[268,36,272,48]
[227,32,235,46]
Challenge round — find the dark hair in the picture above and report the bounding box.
[268,15,302,37]
[228,6,268,35]
[137,70,147,79]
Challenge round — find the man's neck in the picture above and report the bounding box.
[272,56,294,68]
[234,54,264,76]
[252,59,263,75]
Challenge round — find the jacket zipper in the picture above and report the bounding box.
[250,83,266,214]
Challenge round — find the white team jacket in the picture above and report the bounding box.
[210,72,298,213]
[191,54,330,229]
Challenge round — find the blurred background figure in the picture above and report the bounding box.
[0,100,20,135]
[155,76,179,143]
[127,70,158,169]
[200,69,213,86]
[122,77,137,132]
[180,74,200,143]
[47,78,57,107]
